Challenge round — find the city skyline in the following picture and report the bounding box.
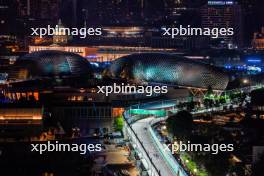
[0,0,264,176]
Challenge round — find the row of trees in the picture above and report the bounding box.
[114,115,124,132]
[166,110,193,141]
[166,110,233,176]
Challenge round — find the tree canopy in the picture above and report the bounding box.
[114,115,124,131]
[166,110,193,140]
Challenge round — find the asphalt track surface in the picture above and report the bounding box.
[131,117,174,176]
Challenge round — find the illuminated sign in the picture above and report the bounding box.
[247,56,262,64]
[86,54,97,58]
[208,1,234,5]
[247,59,261,63]
[127,109,166,117]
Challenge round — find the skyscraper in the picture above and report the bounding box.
[0,0,17,34]
[240,0,264,45]
[201,0,244,47]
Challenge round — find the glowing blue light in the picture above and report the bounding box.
[90,62,99,67]
[236,65,246,70]
[145,68,156,80]
[247,59,261,63]
[224,65,232,69]
[58,61,70,73]
[0,98,12,103]
[86,55,97,59]
[45,63,54,73]
[247,66,262,72]
[247,56,262,64]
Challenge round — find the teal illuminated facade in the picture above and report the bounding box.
[9,50,93,81]
[107,53,229,90]
[127,109,166,117]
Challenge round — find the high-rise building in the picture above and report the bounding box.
[240,0,264,46]
[0,0,17,26]
[252,27,264,49]
[0,0,19,37]
[77,0,141,26]
[161,0,202,27]
[15,0,60,23]
[201,0,244,47]
[239,0,255,45]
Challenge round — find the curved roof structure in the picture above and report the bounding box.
[9,50,93,80]
[107,53,229,90]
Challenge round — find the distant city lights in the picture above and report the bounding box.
[224,64,262,74]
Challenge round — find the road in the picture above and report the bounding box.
[131,117,175,176]
[126,86,260,176]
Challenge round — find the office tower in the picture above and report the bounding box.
[201,0,244,47]
[39,0,60,21]
[252,27,264,49]
[72,0,77,26]
[0,0,17,34]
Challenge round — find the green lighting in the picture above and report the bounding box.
[128,109,166,117]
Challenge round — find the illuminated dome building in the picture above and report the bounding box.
[2,51,127,136]
[9,50,93,82]
[107,53,229,91]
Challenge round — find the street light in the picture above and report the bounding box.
[161,125,167,130]
[242,79,249,84]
